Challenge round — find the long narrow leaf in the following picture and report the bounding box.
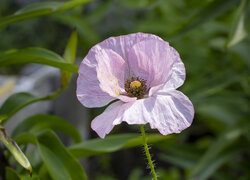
[0,90,63,124]
[15,131,87,180]
[5,167,21,180]
[0,32,79,124]
[0,0,92,27]
[12,114,82,143]
[225,0,249,48]
[69,133,175,158]
[190,119,250,179]
[0,47,78,73]
[0,126,32,175]
[171,0,239,37]
[36,130,87,180]
[61,30,78,87]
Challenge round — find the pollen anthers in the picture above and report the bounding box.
[125,77,147,99]
[130,80,141,88]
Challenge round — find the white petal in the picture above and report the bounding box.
[91,101,124,138]
[118,90,194,135]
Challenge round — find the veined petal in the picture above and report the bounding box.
[95,49,126,95]
[77,33,162,107]
[77,73,115,108]
[159,47,186,91]
[94,32,163,61]
[115,90,194,135]
[127,39,185,94]
[117,95,137,102]
[95,49,136,102]
[91,101,125,138]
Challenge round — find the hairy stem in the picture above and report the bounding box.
[140,125,157,180]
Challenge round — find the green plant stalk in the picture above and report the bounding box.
[140,125,158,180]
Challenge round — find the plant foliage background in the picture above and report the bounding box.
[0,0,249,179]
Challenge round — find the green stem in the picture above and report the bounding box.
[140,125,158,180]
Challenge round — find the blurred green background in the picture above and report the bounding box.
[0,0,249,180]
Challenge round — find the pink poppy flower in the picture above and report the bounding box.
[77,32,194,138]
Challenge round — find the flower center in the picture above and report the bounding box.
[130,80,141,88]
[125,77,147,99]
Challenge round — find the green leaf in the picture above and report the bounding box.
[0,37,79,123]
[193,148,242,180]
[61,30,78,87]
[56,0,91,13]
[14,132,37,146]
[0,92,44,123]
[0,92,38,124]
[0,47,78,73]
[225,0,249,48]
[0,33,79,124]
[12,114,82,143]
[36,130,87,180]
[0,126,32,175]
[15,2,62,14]
[172,0,239,37]
[38,164,51,180]
[63,30,78,64]
[160,153,196,169]
[190,119,250,179]
[119,0,155,8]
[15,130,87,180]
[156,141,202,169]
[52,14,100,45]
[188,71,244,100]
[5,167,21,180]
[69,133,174,158]
[0,0,92,27]
[0,89,65,124]
[16,132,174,159]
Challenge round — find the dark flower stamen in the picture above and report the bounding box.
[125,77,147,99]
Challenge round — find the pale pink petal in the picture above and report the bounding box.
[127,39,172,87]
[93,32,163,61]
[95,49,136,102]
[149,47,185,96]
[127,39,185,94]
[159,47,186,91]
[95,49,126,95]
[77,73,115,108]
[91,101,126,138]
[77,33,162,107]
[114,90,194,135]
[117,95,137,102]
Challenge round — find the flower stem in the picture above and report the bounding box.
[140,125,157,180]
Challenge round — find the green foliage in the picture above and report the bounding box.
[61,30,78,87]
[0,91,63,124]
[190,119,250,179]
[12,114,82,143]
[0,126,32,175]
[35,130,87,180]
[0,0,92,28]
[15,130,87,180]
[0,30,79,123]
[0,47,78,73]
[69,133,174,158]
[5,167,20,180]
[0,92,37,123]
[225,0,250,48]
[172,0,240,37]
